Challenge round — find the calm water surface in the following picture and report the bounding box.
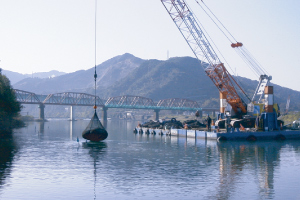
[1,119,300,200]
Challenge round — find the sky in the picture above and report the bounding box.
[0,0,300,91]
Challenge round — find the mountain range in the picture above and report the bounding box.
[4,53,300,111]
[2,70,65,85]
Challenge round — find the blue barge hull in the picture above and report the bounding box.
[134,127,300,141]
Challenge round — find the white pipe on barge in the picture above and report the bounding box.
[134,127,300,141]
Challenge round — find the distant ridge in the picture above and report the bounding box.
[8,53,300,111]
[13,53,144,94]
[3,70,65,85]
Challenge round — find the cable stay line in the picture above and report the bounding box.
[189,3,234,73]
[82,0,108,142]
[234,49,261,77]
[94,0,98,109]
[191,1,250,99]
[194,0,269,77]
[241,47,269,75]
[194,0,236,43]
[193,0,272,103]
[188,0,250,101]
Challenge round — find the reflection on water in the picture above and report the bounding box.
[0,131,17,191]
[216,141,281,199]
[0,120,300,200]
[82,142,107,200]
[39,122,45,134]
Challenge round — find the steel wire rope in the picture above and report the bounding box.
[201,1,239,43]
[194,0,235,43]
[234,48,261,77]
[189,0,251,101]
[195,17,251,102]
[236,47,266,77]
[188,0,243,79]
[187,3,236,74]
[191,0,255,101]
[191,0,241,75]
[94,0,98,110]
[241,47,269,75]
[196,0,261,77]
[235,47,263,75]
[240,48,263,73]
[195,1,252,102]
[234,46,268,79]
[229,49,261,102]
[195,0,269,78]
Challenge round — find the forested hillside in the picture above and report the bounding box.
[99,56,300,110]
[8,53,300,111]
[13,53,143,94]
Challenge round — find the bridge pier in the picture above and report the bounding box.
[70,106,75,121]
[102,107,108,128]
[154,109,160,121]
[38,103,45,121]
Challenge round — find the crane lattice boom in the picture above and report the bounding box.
[161,0,247,113]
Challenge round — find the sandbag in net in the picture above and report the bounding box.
[82,111,108,142]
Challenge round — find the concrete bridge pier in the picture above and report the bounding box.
[70,106,75,121]
[102,107,108,128]
[70,120,74,139]
[154,109,160,121]
[38,103,45,121]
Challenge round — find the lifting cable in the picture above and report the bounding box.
[94,0,98,109]
[234,49,261,77]
[240,47,269,75]
[235,47,269,77]
[81,0,108,142]
[194,0,269,78]
[193,0,252,102]
[195,0,236,43]
[189,2,235,74]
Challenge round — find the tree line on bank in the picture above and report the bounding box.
[0,70,22,137]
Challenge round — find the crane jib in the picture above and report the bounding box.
[161,0,248,114]
[161,0,220,66]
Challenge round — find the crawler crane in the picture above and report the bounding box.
[161,0,281,130]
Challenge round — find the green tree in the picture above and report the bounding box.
[0,74,21,132]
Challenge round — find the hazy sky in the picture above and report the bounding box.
[0,0,300,91]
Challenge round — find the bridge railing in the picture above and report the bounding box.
[14,89,42,104]
[14,90,218,112]
[43,92,105,106]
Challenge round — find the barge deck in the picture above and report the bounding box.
[134,127,300,141]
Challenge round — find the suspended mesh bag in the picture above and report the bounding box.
[82,111,108,142]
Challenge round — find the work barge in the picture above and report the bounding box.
[134,127,300,141]
[156,1,300,142]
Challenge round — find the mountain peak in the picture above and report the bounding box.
[98,53,143,68]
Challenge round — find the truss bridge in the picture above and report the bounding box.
[14,89,218,123]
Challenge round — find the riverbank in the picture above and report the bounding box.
[0,116,25,138]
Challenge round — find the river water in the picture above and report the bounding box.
[1,119,300,200]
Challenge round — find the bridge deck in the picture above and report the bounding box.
[14,90,218,112]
